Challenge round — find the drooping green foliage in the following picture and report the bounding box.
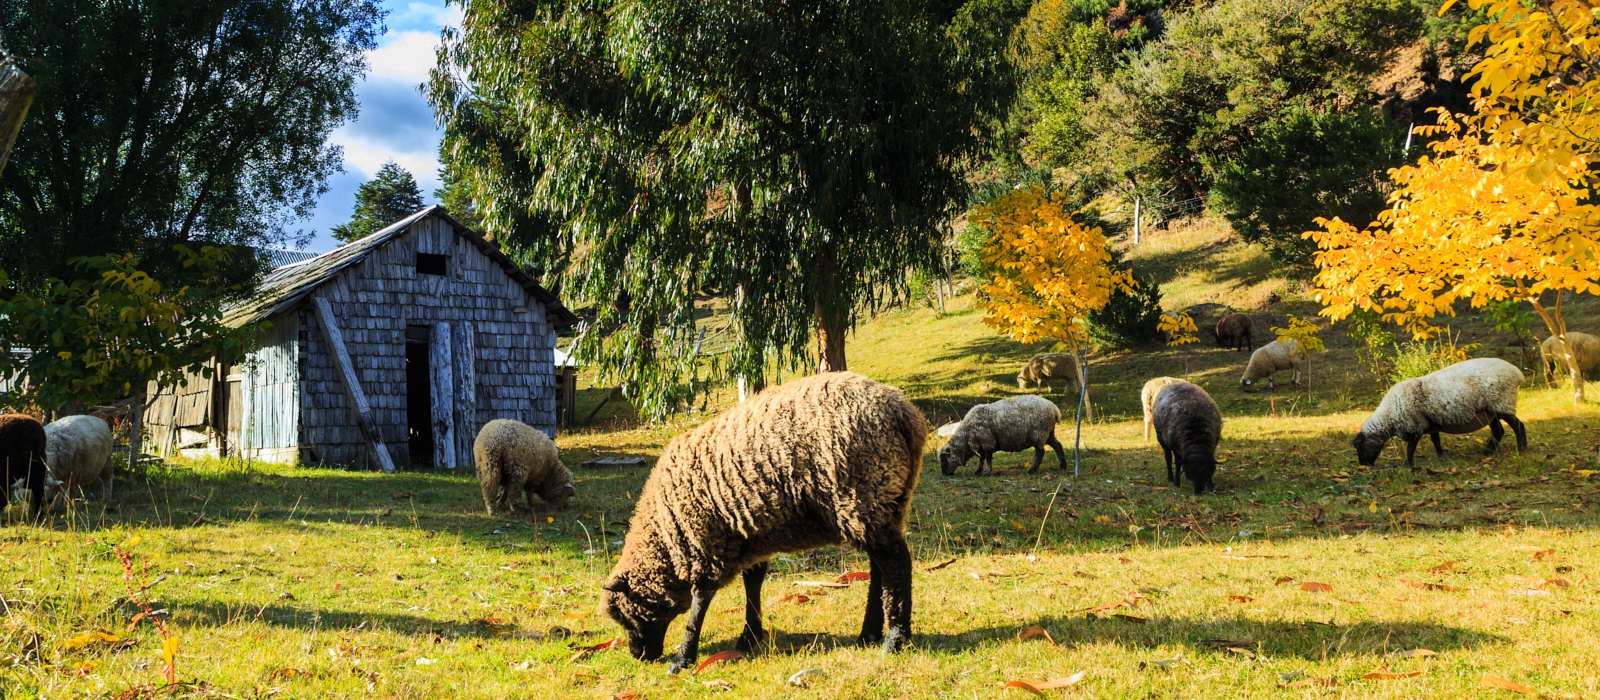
[430,0,1025,418]
[0,0,380,289]
[331,162,425,243]
[1210,106,1405,264]
[434,158,483,234]
[1088,263,1163,347]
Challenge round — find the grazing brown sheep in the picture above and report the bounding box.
[473,419,574,514]
[0,414,48,520]
[1214,313,1253,352]
[600,372,927,672]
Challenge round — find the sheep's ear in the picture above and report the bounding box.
[603,577,630,593]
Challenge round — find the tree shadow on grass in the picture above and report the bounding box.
[681,614,1499,662]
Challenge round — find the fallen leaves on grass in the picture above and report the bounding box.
[1392,649,1436,658]
[568,638,619,663]
[63,632,124,651]
[997,673,1086,695]
[564,611,591,621]
[1399,578,1462,592]
[1427,561,1457,573]
[694,650,742,674]
[702,679,732,691]
[1299,582,1333,593]
[1544,575,1573,588]
[1278,678,1340,689]
[777,593,813,605]
[1111,614,1148,624]
[1480,675,1540,695]
[268,668,309,680]
[835,571,871,584]
[925,557,957,572]
[606,692,642,700]
[793,580,849,589]
[1274,577,1294,585]
[1227,595,1253,603]
[1360,666,1422,680]
[1141,653,1184,670]
[1072,571,1098,579]
[787,669,824,688]
[1017,625,1057,645]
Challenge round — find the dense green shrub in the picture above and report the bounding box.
[1089,264,1163,346]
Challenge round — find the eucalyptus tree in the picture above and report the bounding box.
[0,0,382,288]
[430,0,1023,417]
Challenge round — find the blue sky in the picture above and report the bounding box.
[300,0,459,253]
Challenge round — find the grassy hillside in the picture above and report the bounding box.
[7,218,1600,699]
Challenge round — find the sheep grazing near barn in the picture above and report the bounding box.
[473,419,574,515]
[1214,313,1254,352]
[0,414,48,521]
[1541,332,1600,380]
[1353,357,1526,469]
[44,415,115,504]
[600,372,927,672]
[1151,382,1222,494]
[939,395,1065,476]
[1016,353,1079,393]
[1240,339,1305,391]
[1141,377,1185,442]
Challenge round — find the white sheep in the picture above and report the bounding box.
[1541,332,1600,381]
[1141,377,1185,441]
[1240,339,1305,391]
[1352,357,1526,468]
[938,395,1065,476]
[44,415,115,503]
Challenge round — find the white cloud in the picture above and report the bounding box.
[366,30,443,83]
[332,128,443,190]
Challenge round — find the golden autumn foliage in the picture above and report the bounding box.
[1306,0,1600,401]
[1158,312,1200,346]
[974,187,1136,355]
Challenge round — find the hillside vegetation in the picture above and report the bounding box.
[7,220,1600,699]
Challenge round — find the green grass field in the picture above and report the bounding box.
[6,220,1600,699]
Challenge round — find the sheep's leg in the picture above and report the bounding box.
[863,538,913,653]
[1292,368,1301,386]
[1402,434,1420,469]
[1485,419,1505,455]
[668,584,717,674]
[1047,435,1068,471]
[736,561,769,653]
[1163,448,1177,487]
[857,563,885,646]
[1501,414,1528,451]
[101,469,114,503]
[1430,431,1444,457]
[980,453,993,477]
[1027,446,1045,475]
[480,466,501,516]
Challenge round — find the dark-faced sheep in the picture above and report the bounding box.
[939,395,1065,476]
[0,414,48,521]
[600,372,927,672]
[473,419,574,515]
[45,415,115,504]
[1240,339,1304,391]
[1353,357,1526,469]
[1214,313,1253,352]
[1016,353,1079,393]
[1151,383,1221,494]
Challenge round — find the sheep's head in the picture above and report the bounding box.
[1015,373,1030,389]
[600,572,685,662]
[937,436,971,476]
[541,478,576,511]
[1239,376,1255,392]
[1351,432,1386,467]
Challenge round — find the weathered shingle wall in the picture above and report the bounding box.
[296,215,557,467]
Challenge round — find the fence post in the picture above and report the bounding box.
[1132,197,1142,245]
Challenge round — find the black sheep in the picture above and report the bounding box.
[1151,383,1221,494]
[0,414,48,520]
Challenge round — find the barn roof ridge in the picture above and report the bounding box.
[220,206,578,329]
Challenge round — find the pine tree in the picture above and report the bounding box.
[331,161,424,243]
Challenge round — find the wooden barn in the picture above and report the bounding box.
[147,206,578,470]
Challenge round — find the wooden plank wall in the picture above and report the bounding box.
[237,314,299,463]
[296,214,558,467]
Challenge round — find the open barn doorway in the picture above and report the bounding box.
[405,325,434,466]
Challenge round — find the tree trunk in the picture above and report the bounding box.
[0,59,37,177]
[1530,295,1584,403]
[815,300,848,372]
[127,385,146,478]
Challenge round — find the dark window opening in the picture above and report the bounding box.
[417,253,448,276]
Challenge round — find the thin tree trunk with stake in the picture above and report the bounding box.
[0,56,36,176]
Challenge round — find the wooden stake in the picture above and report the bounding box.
[311,297,395,473]
[430,322,456,470]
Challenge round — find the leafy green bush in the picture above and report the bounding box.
[1089,264,1163,347]
[1388,332,1479,383]
[1210,105,1404,264]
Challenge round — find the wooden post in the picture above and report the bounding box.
[452,321,476,469]
[311,297,396,473]
[430,321,456,470]
[127,385,146,478]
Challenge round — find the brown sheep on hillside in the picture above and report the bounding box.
[1214,313,1253,352]
[600,372,927,672]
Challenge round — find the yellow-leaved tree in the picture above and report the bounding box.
[1307,0,1600,403]
[974,186,1136,425]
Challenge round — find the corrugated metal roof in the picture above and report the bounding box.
[259,248,319,269]
[221,206,579,329]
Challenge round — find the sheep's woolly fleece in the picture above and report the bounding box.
[941,395,1062,474]
[473,419,573,514]
[1242,339,1304,385]
[602,371,927,619]
[1361,357,1523,440]
[1141,377,1186,441]
[45,414,115,499]
[1017,353,1078,389]
[1543,332,1600,375]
